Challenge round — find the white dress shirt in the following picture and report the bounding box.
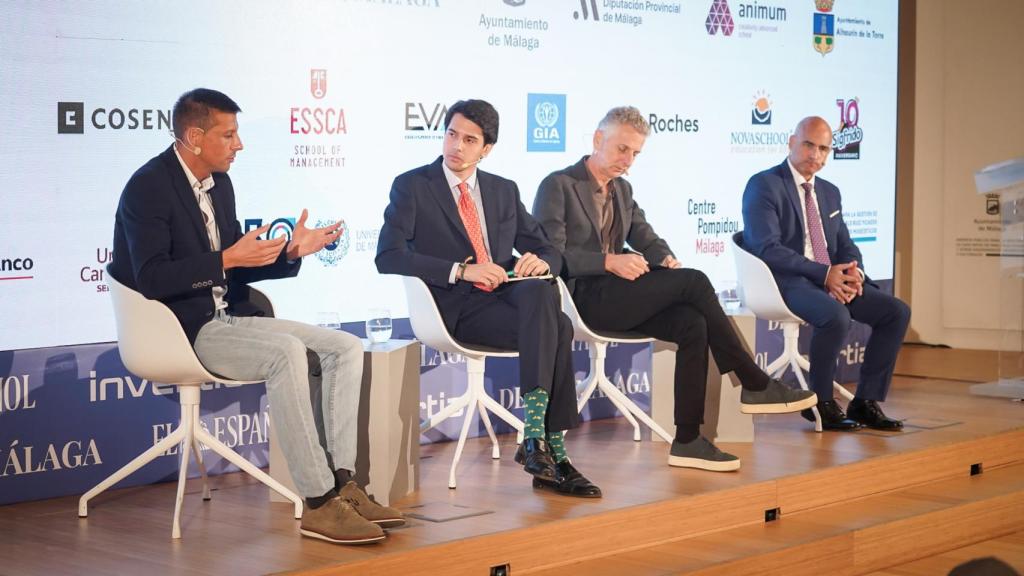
[174,145,228,311]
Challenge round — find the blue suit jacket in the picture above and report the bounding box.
[375,157,562,326]
[111,146,300,344]
[741,160,864,289]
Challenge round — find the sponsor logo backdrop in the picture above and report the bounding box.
[1,0,898,503]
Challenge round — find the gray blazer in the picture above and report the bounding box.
[533,156,673,292]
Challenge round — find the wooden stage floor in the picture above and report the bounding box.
[0,347,1021,575]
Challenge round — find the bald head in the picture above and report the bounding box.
[788,116,834,179]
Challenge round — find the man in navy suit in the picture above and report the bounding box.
[111,88,403,545]
[376,99,600,498]
[742,116,910,431]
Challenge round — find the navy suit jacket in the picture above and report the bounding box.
[741,160,866,289]
[375,157,562,327]
[111,146,300,344]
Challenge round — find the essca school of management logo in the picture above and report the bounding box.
[243,216,350,266]
[526,93,565,152]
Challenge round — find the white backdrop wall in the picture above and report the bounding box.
[0,0,899,352]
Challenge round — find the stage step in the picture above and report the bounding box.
[527,461,1024,576]
[299,428,1024,576]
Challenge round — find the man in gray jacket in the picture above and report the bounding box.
[533,106,815,471]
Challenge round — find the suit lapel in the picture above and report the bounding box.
[779,161,807,234]
[478,171,502,259]
[162,148,212,251]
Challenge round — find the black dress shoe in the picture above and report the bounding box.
[514,438,556,481]
[800,399,863,431]
[533,461,602,498]
[847,398,904,431]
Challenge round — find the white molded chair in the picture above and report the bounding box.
[78,267,303,538]
[556,278,673,443]
[401,276,525,489]
[730,232,854,432]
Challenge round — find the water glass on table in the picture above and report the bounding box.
[366,308,392,344]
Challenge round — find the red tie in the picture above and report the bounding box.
[801,182,830,265]
[456,181,493,292]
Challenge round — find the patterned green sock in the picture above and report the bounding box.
[546,431,568,463]
[522,387,549,440]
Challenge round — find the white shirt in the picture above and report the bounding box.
[442,162,492,284]
[174,145,228,311]
[787,158,824,261]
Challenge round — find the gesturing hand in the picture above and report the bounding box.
[286,209,344,261]
[222,224,287,269]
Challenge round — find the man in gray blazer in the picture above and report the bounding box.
[533,106,816,472]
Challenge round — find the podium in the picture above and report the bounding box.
[970,158,1024,400]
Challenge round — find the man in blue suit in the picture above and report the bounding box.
[112,88,403,544]
[376,99,600,498]
[742,116,910,431]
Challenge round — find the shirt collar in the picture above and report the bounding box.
[173,145,215,194]
[787,158,815,191]
[583,155,615,196]
[442,160,478,193]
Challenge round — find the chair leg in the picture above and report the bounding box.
[172,407,194,539]
[191,406,211,501]
[764,353,790,379]
[448,393,479,489]
[576,373,600,413]
[477,399,500,459]
[193,425,304,519]
[78,418,188,518]
[600,377,674,443]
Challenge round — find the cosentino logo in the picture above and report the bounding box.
[647,113,699,135]
[1,256,35,281]
[290,68,348,169]
[57,102,171,134]
[404,102,449,141]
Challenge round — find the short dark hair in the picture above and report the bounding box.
[444,99,499,145]
[172,88,241,139]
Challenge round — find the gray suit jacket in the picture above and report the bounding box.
[533,156,673,293]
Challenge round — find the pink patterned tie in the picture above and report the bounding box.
[456,181,493,292]
[801,182,830,265]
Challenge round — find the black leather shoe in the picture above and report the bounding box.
[800,399,863,431]
[514,438,556,481]
[847,398,904,431]
[533,461,602,498]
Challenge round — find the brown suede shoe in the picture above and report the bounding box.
[339,481,406,528]
[299,496,385,545]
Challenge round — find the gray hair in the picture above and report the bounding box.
[597,106,650,136]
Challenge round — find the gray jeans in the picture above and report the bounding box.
[194,313,363,498]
